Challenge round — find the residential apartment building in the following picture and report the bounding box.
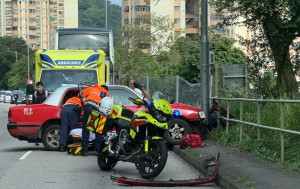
[122,0,236,53]
[0,0,78,49]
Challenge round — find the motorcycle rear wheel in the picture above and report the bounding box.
[138,140,168,179]
[97,144,117,171]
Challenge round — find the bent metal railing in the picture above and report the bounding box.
[212,97,300,163]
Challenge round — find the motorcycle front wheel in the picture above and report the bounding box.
[138,140,168,179]
[97,144,117,171]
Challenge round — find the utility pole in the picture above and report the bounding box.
[201,0,210,123]
[105,0,108,29]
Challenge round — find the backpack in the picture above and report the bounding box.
[180,133,202,149]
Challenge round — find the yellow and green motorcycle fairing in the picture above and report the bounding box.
[153,99,172,115]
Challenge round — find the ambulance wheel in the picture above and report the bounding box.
[42,124,60,151]
[164,119,190,145]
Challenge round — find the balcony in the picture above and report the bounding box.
[29,22,36,27]
[13,22,19,27]
[13,30,19,35]
[174,12,181,18]
[29,30,37,35]
[174,25,181,31]
[134,0,149,5]
[186,13,199,19]
[29,4,36,9]
[28,13,35,18]
[174,0,181,6]
[186,27,199,34]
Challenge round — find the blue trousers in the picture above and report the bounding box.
[59,105,80,147]
[82,104,104,153]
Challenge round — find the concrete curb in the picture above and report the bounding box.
[173,145,245,189]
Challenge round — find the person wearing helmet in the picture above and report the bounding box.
[80,84,110,156]
[59,95,84,152]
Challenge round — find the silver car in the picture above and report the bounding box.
[0,90,9,102]
[4,91,12,103]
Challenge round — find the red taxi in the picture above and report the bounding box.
[7,85,206,150]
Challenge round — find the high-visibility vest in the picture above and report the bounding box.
[82,85,110,104]
[64,96,83,108]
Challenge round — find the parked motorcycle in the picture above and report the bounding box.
[97,92,178,179]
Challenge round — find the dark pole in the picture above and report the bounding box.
[201,0,210,123]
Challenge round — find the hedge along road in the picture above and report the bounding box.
[0,103,220,189]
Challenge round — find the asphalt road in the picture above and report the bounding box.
[0,102,220,189]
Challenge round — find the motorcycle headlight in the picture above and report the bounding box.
[153,110,168,123]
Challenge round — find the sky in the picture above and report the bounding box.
[109,0,121,6]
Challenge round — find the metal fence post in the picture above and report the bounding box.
[240,100,243,143]
[176,75,179,102]
[226,100,230,135]
[280,102,285,163]
[257,102,261,140]
[217,99,221,128]
[146,76,149,92]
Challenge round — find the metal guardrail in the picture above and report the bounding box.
[212,97,300,163]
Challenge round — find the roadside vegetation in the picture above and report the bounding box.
[207,87,300,172]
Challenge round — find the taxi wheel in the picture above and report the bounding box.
[42,124,60,151]
[164,118,190,145]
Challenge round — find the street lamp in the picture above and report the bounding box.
[28,43,30,79]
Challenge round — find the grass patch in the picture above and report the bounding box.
[236,177,254,189]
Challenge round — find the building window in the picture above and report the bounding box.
[174,6,180,11]
[29,1,35,4]
[59,2,63,6]
[124,6,129,12]
[211,14,225,20]
[49,1,57,5]
[174,18,180,24]
[59,19,64,24]
[135,6,150,12]
[124,19,129,24]
[59,11,64,15]
[214,28,226,35]
[174,31,181,37]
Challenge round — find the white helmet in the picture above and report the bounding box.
[98,97,113,116]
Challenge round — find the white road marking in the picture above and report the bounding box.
[19,150,32,160]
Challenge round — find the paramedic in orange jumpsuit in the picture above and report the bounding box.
[59,96,84,152]
[81,84,110,156]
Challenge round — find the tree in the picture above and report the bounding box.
[78,0,122,45]
[166,32,247,83]
[115,14,174,84]
[5,56,35,90]
[0,36,33,89]
[212,0,300,96]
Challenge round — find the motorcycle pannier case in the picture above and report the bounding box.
[86,110,113,134]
